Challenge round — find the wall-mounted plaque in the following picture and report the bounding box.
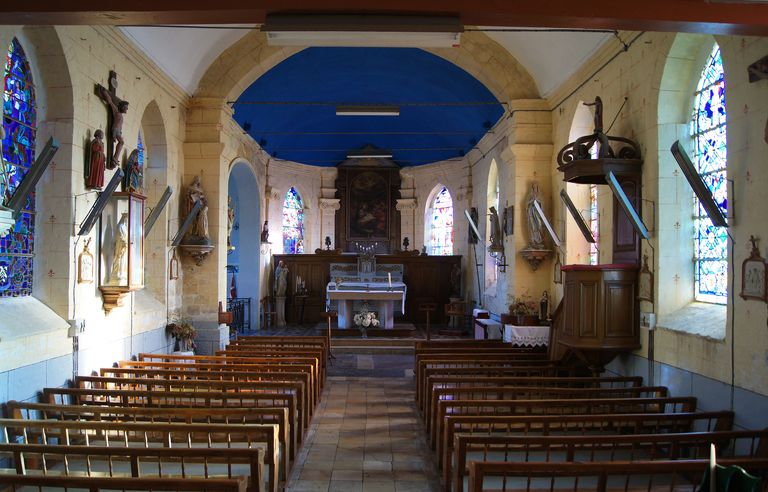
[741,236,767,302]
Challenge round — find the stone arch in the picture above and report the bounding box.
[423,183,456,255]
[655,33,728,335]
[196,31,539,103]
[140,100,170,300]
[228,159,262,329]
[564,101,595,265]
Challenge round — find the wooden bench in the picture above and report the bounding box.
[432,396,699,456]
[216,348,327,383]
[441,410,736,483]
[416,364,576,409]
[0,474,248,491]
[42,387,301,458]
[418,375,643,414]
[0,418,273,492]
[426,385,669,436]
[452,429,768,492]
[101,365,318,409]
[5,400,292,481]
[75,374,311,431]
[119,359,320,400]
[231,337,329,361]
[467,458,768,492]
[138,353,324,390]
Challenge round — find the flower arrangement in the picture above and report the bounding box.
[509,295,538,316]
[166,318,197,351]
[353,302,379,337]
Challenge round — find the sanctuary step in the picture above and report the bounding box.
[332,337,416,354]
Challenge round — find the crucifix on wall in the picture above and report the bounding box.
[95,70,129,170]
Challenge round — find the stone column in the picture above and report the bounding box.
[396,198,418,252]
[182,97,231,354]
[319,198,341,249]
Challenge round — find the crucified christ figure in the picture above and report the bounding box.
[96,71,129,169]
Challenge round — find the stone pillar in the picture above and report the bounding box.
[396,198,418,251]
[182,97,231,354]
[319,198,341,249]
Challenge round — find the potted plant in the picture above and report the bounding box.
[166,318,197,352]
[508,295,540,326]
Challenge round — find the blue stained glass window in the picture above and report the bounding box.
[692,44,727,304]
[1,39,36,297]
[137,130,145,167]
[429,187,453,255]
[282,187,304,254]
[589,184,599,266]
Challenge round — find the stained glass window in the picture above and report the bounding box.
[137,130,145,167]
[429,187,453,255]
[282,187,304,254]
[692,44,727,304]
[1,39,36,297]
[589,184,599,265]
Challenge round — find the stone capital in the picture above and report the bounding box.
[395,198,418,211]
[319,198,341,213]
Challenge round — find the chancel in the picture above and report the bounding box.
[0,3,767,490]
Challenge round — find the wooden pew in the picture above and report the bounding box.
[467,458,768,492]
[232,336,329,361]
[42,386,301,457]
[139,353,325,389]
[419,375,643,414]
[432,396,699,456]
[0,418,273,492]
[119,359,320,402]
[441,410,735,483]
[75,374,310,430]
[101,365,318,408]
[426,385,669,436]
[416,364,575,409]
[0,474,248,491]
[452,429,768,492]
[216,348,327,383]
[6,400,292,480]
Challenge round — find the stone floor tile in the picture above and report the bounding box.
[329,481,364,492]
[303,460,336,471]
[362,481,396,492]
[363,461,393,471]
[287,479,331,492]
[332,469,364,481]
[363,470,396,481]
[300,469,334,481]
[394,481,433,492]
[334,460,366,470]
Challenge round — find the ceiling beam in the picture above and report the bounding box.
[2,0,768,36]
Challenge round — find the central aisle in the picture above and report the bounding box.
[286,374,439,492]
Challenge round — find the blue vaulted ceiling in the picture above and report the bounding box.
[232,47,505,167]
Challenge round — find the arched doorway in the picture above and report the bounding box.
[228,161,262,331]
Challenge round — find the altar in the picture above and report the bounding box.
[326,281,407,329]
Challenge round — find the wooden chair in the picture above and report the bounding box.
[419,302,437,341]
[261,296,277,329]
[443,300,469,335]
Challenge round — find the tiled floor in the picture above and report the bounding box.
[286,375,439,492]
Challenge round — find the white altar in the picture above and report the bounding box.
[326,281,407,329]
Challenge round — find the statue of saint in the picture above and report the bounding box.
[124,149,143,193]
[227,196,235,250]
[274,260,289,297]
[539,291,549,321]
[186,176,210,242]
[85,129,106,190]
[96,79,129,170]
[526,182,545,249]
[110,212,129,284]
[488,206,503,255]
[260,221,270,243]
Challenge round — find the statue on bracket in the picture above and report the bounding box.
[525,182,545,249]
[109,212,129,285]
[185,175,210,243]
[95,71,129,169]
[227,196,236,251]
[85,129,106,190]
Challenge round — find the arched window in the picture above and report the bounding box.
[282,187,304,254]
[137,129,145,168]
[0,39,37,297]
[588,184,599,265]
[429,186,453,255]
[485,160,499,287]
[691,44,727,304]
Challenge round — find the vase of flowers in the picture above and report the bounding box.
[166,318,197,352]
[353,302,379,338]
[508,295,540,326]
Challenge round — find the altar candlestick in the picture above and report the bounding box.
[388,272,392,287]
